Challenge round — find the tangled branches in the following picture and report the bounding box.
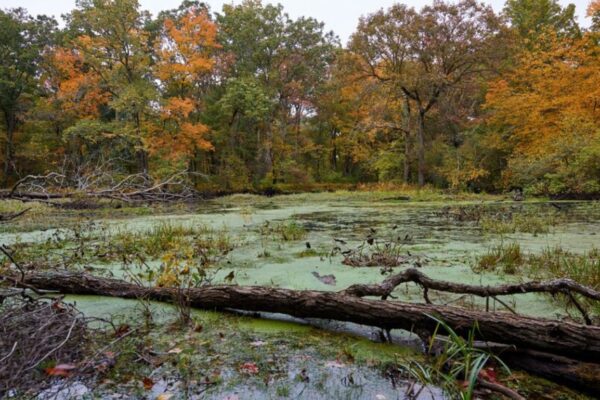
[0,170,207,204]
[0,297,88,397]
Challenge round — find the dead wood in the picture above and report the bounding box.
[342,267,600,305]
[16,271,600,365]
[0,297,87,397]
[0,208,31,223]
[0,171,206,204]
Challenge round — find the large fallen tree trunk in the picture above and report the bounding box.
[19,271,600,363]
[11,270,600,394]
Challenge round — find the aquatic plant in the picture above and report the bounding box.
[479,210,561,235]
[474,244,600,318]
[401,316,511,400]
[333,228,416,268]
[475,242,524,274]
[260,220,306,241]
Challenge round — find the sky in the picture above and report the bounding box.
[0,0,593,45]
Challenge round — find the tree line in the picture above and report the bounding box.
[1,0,599,196]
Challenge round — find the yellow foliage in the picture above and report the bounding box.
[485,32,600,158]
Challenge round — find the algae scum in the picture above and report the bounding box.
[3,195,600,399]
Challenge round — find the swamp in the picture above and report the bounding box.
[2,192,600,399]
[2,0,600,398]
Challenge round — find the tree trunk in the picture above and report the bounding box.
[134,112,148,174]
[20,272,600,363]
[416,110,425,187]
[500,349,600,395]
[401,95,411,184]
[3,112,16,185]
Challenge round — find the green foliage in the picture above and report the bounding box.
[475,242,525,274]
[507,118,600,196]
[260,220,306,242]
[504,0,580,39]
[0,0,597,199]
[402,316,510,400]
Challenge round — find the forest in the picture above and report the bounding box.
[0,0,598,196]
[1,0,600,399]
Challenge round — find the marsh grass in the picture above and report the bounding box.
[260,220,306,242]
[475,242,525,274]
[479,210,560,235]
[111,222,234,260]
[475,243,600,288]
[474,244,600,316]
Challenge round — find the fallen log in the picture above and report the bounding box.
[500,349,600,395]
[19,271,600,364]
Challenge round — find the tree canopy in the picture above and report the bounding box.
[0,0,598,197]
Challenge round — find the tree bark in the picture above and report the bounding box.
[19,271,600,363]
[500,349,600,395]
[416,110,425,187]
[401,94,411,184]
[3,111,16,185]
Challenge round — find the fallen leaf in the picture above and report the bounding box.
[45,363,77,377]
[479,367,498,383]
[142,377,154,390]
[240,362,259,375]
[157,394,173,400]
[168,347,182,354]
[114,324,130,337]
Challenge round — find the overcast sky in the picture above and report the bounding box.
[0,0,593,45]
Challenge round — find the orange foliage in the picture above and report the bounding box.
[485,32,600,157]
[588,0,600,17]
[43,48,108,118]
[152,9,220,161]
[156,10,219,84]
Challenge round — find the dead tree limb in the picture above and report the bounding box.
[343,267,600,304]
[0,208,30,222]
[0,171,207,203]
[17,271,600,363]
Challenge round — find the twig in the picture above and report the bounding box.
[0,245,25,282]
[26,316,79,371]
[565,291,592,325]
[0,342,18,363]
[478,378,526,400]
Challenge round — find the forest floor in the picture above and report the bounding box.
[1,191,599,399]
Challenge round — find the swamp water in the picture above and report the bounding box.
[3,195,599,399]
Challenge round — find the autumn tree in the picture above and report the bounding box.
[64,0,157,173]
[214,0,338,186]
[0,9,56,183]
[349,0,505,186]
[589,0,600,32]
[153,6,219,168]
[485,31,600,194]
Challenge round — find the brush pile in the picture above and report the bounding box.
[0,296,88,397]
